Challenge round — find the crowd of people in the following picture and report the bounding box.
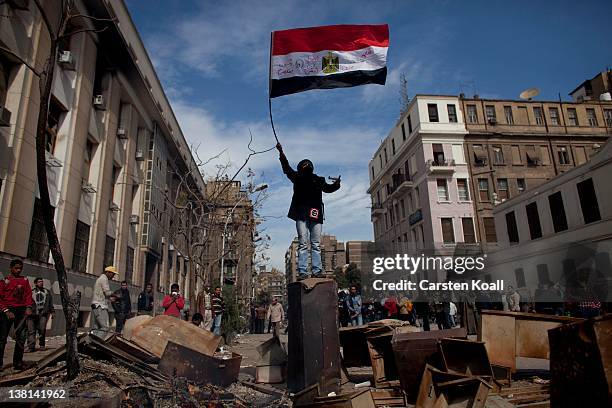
[249,297,286,337]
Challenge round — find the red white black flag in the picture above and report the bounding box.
[269,24,389,98]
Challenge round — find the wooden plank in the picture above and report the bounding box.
[480,313,516,371]
[508,394,550,404]
[499,385,548,396]
[130,315,221,358]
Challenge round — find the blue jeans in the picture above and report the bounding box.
[297,219,322,277]
[211,314,222,336]
[350,314,363,327]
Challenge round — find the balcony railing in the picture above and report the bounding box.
[427,159,456,173]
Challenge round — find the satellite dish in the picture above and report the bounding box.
[519,88,540,100]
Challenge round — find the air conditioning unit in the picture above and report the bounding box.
[93,95,105,109]
[0,105,12,127]
[45,156,63,168]
[109,202,120,212]
[81,180,97,193]
[116,127,128,139]
[57,50,75,70]
[129,215,140,224]
[135,148,145,161]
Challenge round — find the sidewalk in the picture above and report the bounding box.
[2,334,69,373]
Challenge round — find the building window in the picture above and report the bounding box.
[567,108,578,126]
[371,166,374,179]
[505,211,519,244]
[46,98,66,154]
[384,148,388,164]
[497,178,509,201]
[379,154,382,168]
[125,246,134,283]
[604,109,612,126]
[72,221,91,273]
[549,107,560,125]
[447,104,457,123]
[537,264,550,286]
[492,145,504,164]
[515,268,526,288]
[437,179,449,201]
[408,115,413,133]
[27,199,52,263]
[504,106,514,124]
[557,146,570,165]
[483,217,497,243]
[428,104,439,122]
[414,186,420,209]
[401,123,406,141]
[467,105,478,123]
[548,191,568,232]
[457,178,470,201]
[478,178,489,201]
[577,178,601,224]
[485,105,497,123]
[392,139,396,155]
[526,202,542,239]
[400,199,406,219]
[432,143,445,165]
[511,145,521,164]
[472,144,487,166]
[586,108,598,127]
[517,178,526,193]
[533,107,544,125]
[103,236,115,268]
[462,218,476,243]
[441,218,455,243]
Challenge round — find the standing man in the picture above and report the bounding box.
[196,286,213,330]
[507,286,521,312]
[210,286,225,336]
[27,278,54,352]
[276,143,341,279]
[266,298,285,337]
[162,283,185,318]
[137,283,154,316]
[112,281,131,334]
[0,259,33,370]
[346,285,363,326]
[91,266,118,339]
[256,303,267,334]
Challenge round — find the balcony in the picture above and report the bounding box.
[388,173,413,199]
[371,202,385,216]
[426,159,456,174]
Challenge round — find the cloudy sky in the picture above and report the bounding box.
[126,0,612,269]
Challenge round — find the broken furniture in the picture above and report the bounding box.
[255,336,288,383]
[158,341,242,387]
[391,327,467,402]
[548,314,611,407]
[479,310,581,372]
[438,338,493,381]
[287,278,341,394]
[416,365,491,408]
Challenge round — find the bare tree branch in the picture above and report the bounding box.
[59,25,110,40]
[68,14,117,24]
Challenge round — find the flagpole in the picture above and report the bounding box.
[269,32,280,144]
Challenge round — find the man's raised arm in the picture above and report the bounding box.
[276,143,296,182]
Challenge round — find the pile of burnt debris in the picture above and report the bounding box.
[1,307,610,407]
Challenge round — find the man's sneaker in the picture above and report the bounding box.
[297,274,310,281]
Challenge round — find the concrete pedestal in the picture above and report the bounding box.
[287,278,341,394]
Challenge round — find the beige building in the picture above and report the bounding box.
[284,234,346,283]
[459,90,611,247]
[254,267,287,305]
[345,240,374,273]
[0,0,205,331]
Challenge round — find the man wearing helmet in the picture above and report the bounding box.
[276,143,341,280]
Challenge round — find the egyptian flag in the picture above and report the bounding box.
[269,24,389,98]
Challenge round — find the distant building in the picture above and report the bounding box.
[345,240,374,273]
[284,234,347,282]
[569,69,612,102]
[255,267,287,305]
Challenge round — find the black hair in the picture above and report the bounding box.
[215,286,221,290]
[34,277,43,283]
[10,259,23,268]
[297,159,314,174]
[121,280,128,285]
[192,313,203,321]
[171,283,179,290]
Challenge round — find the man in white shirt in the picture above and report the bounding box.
[266,298,285,337]
[91,266,118,339]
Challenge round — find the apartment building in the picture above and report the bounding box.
[202,179,256,304]
[345,240,374,274]
[0,0,205,332]
[368,95,477,281]
[254,267,287,305]
[460,91,611,247]
[285,234,347,283]
[477,139,612,303]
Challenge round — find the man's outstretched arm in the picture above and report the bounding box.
[322,176,341,193]
[276,143,296,182]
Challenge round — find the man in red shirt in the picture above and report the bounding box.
[162,283,184,318]
[0,259,33,370]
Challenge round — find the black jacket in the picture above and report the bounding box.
[31,287,54,316]
[137,291,154,312]
[112,288,132,315]
[280,154,340,223]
